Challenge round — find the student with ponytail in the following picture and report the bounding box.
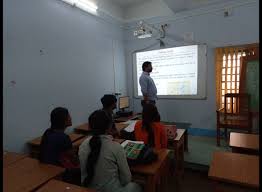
[79,110,142,192]
[134,104,167,149]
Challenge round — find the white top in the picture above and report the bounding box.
[139,72,157,101]
[79,135,140,192]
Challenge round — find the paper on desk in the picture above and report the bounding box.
[123,120,137,125]
[123,120,137,132]
[121,140,144,148]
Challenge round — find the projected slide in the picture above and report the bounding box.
[136,45,198,96]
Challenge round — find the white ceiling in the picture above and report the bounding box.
[109,0,151,8]
[91,0,237,22]
[163,0,231,12]
[108,0,231,11]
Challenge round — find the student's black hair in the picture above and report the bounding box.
[141,104,160,147]
[39,107,70,162]
[100,94,117,109]
[50,107,70,130]
[83,110,112,186]
[142,61,152,71]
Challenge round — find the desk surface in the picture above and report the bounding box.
[114,113,141,122]
[73,137,125,149]
[3,151,27,168]
[115,123,129,131]
[229,132,259,150]
[75,123,128,132]
[36,179,96,192]
[208,151,259,188]
[28,133,85,147]
[73,136,89,148]
[4,157,65,192]
[130,149,170,175]
[75,123,89,132]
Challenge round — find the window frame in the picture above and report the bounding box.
[215,43,259,110]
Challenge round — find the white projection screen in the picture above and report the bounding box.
[133,44,207,99]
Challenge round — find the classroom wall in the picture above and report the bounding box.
[124,0,259,129]
[3,0,127,152]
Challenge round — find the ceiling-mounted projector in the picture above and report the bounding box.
[133,21,167,39]
[133,28,153,39]
[133,21,154,39]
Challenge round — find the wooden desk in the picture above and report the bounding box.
[208,152,259,189]
[229,132,259,155]
[72,136,89,149]
[74,123,90,134]
[115,123,129,131]
[164,128,185,190]
[130,149,170,192]
[173,129,185,178]
[114,113,141,122]
[28,133,85,158]
[29,133,85,147]
[36,179,96,192]
[164,124,188,152]
[3,157,65,192]
[74,122,128,134]
[3,151,27,168]
[182,128,188,151]
[72,137,125,152]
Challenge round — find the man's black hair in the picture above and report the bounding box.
[142,61,152,71]
[100,94,117,108]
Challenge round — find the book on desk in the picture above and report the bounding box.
[121,140,144,160]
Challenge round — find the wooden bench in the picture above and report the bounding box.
[36,179,96,192]
[229,132,259,155]
[208,151,259,191]
[3,151,28,168]
[4,157,65,192]
[28,133,85,158]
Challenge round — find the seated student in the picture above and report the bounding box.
[101,94,120,138]
[79,110,142,192]
[134,104,167,149]
[39,107,80,184]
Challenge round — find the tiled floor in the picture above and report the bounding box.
[184,135,230,165]
[165,167,258,192]
[166,168,212,192]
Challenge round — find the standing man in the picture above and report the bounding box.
[139,61,157,107]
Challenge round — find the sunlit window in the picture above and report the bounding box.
[220,52,245,109]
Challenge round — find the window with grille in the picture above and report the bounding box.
[215,44,258,110]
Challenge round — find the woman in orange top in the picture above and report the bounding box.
[134,104,167,149]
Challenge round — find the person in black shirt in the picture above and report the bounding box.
[39,107,80,185]
[39,107,78,167]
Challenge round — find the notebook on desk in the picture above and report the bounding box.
[121,140,144,160]
[122,120,137,132]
